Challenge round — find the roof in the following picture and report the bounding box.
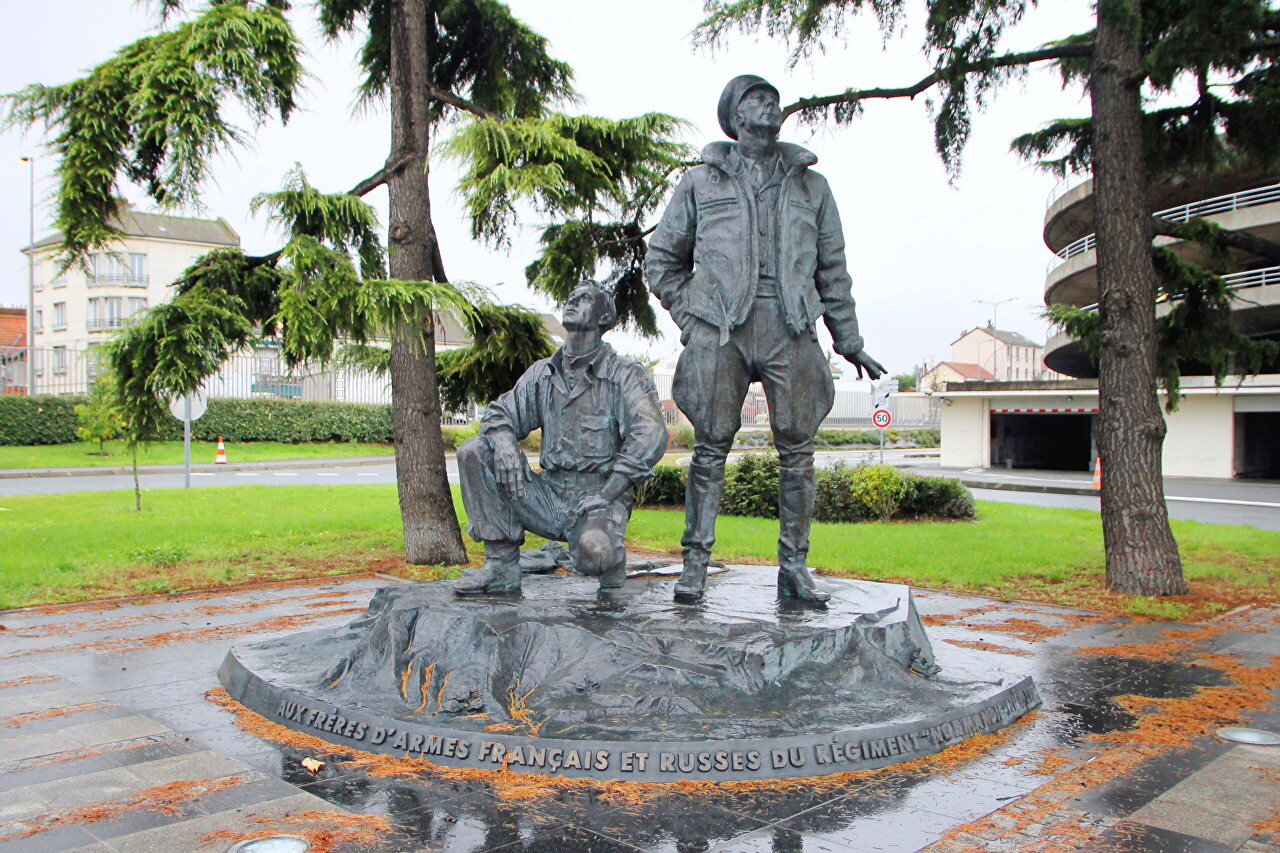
[952,325,1043,348]
[926,361,995,381]
[432,311,568,349]
[0,308,26,351]
[26,200,240,252]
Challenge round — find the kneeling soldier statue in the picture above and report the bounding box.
[455,280,668,595]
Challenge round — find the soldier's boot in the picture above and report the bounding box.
[454,541,522,595]
[777,464,830,603]
[675,460,722,602]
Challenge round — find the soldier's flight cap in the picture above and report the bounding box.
[717,75,781,140]
[571,279,618,329]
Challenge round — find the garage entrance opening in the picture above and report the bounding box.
[990,413,1094,472]
[1235,412,1280,478]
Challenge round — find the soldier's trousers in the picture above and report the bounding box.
[671,296,836,568]
[456,436,631,576]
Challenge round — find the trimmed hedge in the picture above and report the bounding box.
[0,395,86,445]
[186,398,393,443]
[634,453,975,523]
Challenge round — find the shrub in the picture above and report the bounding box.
[191,398,394,443]
[668,423,695,450]
[635,464,686,506]
[814,461,866,523]
[906,429,941,448]
[75,374,125,453]
[0,395,85,445]
[814,429,879,447]
[440,423,480,450]
[849,463,909,521]
[900,475,976,519]
[720,452,780,518]
[520,428,542,453]
[737,430,773,448]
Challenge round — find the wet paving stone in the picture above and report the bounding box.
[1,578,1276,852]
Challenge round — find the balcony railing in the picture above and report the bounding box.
[1046,172,1091,209]
[1049,183,1280,273]
[1075,264,1280,312]
[87,318,126,332]
[51,321,67,332]
[88,272,149,287]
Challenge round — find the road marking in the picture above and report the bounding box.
[1166,495,1280,509]
[356,473,378,477]
[273,473,299,477]
[234,473,260,477]
[317,473,339,477]
[192,473,214,477]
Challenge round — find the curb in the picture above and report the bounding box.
[955,477,1099,497]
[0,455,400,479]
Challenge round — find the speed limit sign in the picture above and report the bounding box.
[872,409,893,429]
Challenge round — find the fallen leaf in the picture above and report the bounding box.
[301,757,325,773]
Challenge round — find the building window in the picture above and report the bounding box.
[33,348,44,377]
[33,308,43,334]
[32,259,44,292]
[52,346,67,375]
[51,263,66,288]
[127,297,148,318]
[52,302,67,331]
[87,297,124,332]
[127,253,148,286]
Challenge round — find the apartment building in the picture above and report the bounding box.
[936,171,1280,478]
[24,201,239,387]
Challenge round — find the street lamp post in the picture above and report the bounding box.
[973,297,1018,380]
[974,297,1018,329]
[20,156,34,396]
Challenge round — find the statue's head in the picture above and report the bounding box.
[561,279,617,332]
[718,74,782,140]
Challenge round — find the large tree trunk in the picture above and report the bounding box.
[1091,0,1186,596]
[386,0,468,565]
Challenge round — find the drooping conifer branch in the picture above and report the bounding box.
[1154,216,1280,265]
[782,43,1095,119]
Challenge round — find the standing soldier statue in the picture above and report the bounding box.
[646,75,886,603]
[454,279,668,596]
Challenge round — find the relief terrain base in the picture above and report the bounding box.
[219,566,1040,782]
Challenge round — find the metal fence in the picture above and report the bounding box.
[1,346,400,406]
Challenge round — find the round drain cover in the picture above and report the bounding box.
[1216,727,1280,746]
[227,837,311,853]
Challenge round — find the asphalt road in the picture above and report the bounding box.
[3,450,1279,530]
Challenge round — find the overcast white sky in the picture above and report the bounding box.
[0,0,1097,375]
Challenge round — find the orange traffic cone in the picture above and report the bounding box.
[215,437,228,465]
[1092,456,1102,490]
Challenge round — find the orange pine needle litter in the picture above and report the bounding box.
[0,700,113,728]
[200,810,396,853]
[0,776,244,843]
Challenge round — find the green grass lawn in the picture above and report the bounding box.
[0,485,1275,617]
[0,440,396,469]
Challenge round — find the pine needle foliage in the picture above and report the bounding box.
[3,2,302,265]
[252,166,386,279]
[697,0,1035,178]
[317,0,576,117]
[445,113,694,335]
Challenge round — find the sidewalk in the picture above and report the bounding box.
[1,574,1277,852]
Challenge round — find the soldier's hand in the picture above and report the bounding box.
[845,350,886,380]
[491,434,527,499]
[571,493,610,522]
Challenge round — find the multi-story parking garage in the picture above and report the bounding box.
[934,171,1280,479]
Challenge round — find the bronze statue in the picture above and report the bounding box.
[455,280,668,595]
[646,75,885,603]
